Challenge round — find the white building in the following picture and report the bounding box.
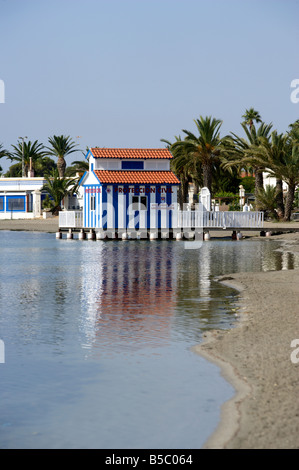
[0,176,82,219]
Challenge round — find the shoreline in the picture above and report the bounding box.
[195,232,299,449]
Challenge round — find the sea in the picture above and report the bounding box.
[0,230,296,449]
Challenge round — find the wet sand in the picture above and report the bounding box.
[195,232,299,449]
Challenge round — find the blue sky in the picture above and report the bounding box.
[0,0,299,171]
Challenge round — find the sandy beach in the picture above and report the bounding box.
[195,232,299,449]
[0,217,59,233]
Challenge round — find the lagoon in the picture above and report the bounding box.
[0,231,294,449]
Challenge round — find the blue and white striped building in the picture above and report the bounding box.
[80,148,180,231]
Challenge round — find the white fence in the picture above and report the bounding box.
[59,210,83,228]
[177,210,264,229]
[59,210,264,229]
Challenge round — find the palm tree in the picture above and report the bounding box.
[42,169,79,215]
[161,136,198,208]
[65,159,89,177]
[242,107,262,131]
[171,116,224,199]
[255,185,278,220]
[0,143,10,160]
[250,128,299,221]
[9,139,46,176]
[221,121,273,196]
[250,131,287,218]
[46,135,79,178]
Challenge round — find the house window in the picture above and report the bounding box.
[140,196,147,210]
[0,197,3,211]
[132,196,139,211]
[121,160,144,170]
[132,195,147,211]
[90,195,95,211]
[7,196,25,211]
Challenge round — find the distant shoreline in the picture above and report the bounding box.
[195,232,299,449]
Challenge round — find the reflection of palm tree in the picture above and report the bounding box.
[46,135,79,177]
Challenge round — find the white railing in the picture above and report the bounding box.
[59,210,83,228]
[177,211,264,229]
[58,210,264,229]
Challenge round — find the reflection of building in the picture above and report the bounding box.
[80,243,177,353]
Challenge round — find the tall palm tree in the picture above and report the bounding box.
[161,136,199,208]
[250,128,299,221]
[10,139,46,176]
[171,116,224,200]
[42,169,79,215]
[242,107,262,131]
[0,143,10,160]
[46,135,79,178]
[252,131,287,218]
[221,121,273,196]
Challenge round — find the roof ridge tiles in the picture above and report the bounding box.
[93,169,180,184]
[90,148,173,159]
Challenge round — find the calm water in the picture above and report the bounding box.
[0,231,296,449]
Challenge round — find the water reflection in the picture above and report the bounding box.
[78,238,299,357]
[1,232,299,449]
[80,243,177,354]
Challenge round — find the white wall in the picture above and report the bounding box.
[263,172,288,191]
[93,159,170,171]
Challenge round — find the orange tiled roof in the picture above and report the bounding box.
[94,170,180,185]
[90,148,173,159]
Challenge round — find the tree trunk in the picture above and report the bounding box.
[254,166,264,196]
[57,156,66,178]
[275,179,284,219]
[52,204,62,216]
[202,163,213,195]
[178,178,189,210]
[284,183,295,221]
